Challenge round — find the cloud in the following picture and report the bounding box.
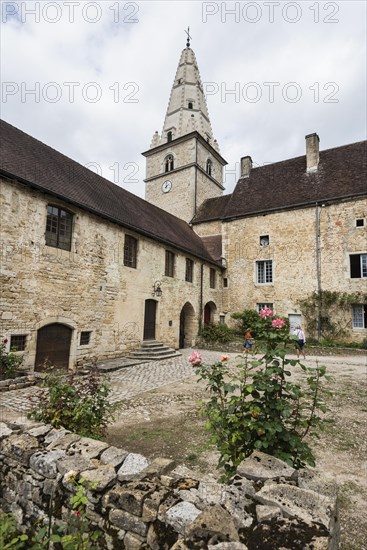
[1,0,366,197]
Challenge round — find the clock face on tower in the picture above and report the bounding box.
[162,180,172,193]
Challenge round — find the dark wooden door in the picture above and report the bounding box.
[35,324,72,371]
[179,309,185,348]
[204,304,211,326]
[143,300,156,340]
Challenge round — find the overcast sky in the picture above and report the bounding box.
[1,0,366,196]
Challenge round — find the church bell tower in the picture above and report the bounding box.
[143,33,227,223]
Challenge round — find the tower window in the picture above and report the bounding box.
[165,155,174,172]
[188,102,193,109]
[167,131,172,143]
[206,159,213,176]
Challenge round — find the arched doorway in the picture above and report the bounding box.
[204,301,217,326]
[179,302,197,348]
[144,299,157,340]
[35,323,72,371]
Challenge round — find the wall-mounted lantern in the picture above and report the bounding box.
[152,281,163,298]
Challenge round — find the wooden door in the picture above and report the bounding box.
[179,308,185,348]
[204,303,211,326]
[143,300,156,340]
[35,323,72,371]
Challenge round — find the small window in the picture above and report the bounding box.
[177,78,182,85]
[257,303,274,312]
[185,258,194,282]
[260,235,270,247]
[210,268,216,289]
[124,235,137,268]
[165,250,175,277]
[167,131,172,143]
[256,260,273,284]
[46,205,73,251]
[350,254,367,278]
[223,277,228,288]
[165,155,174,172]
[80,331,91,345]
[188,102,193,109]
[352,304,367,328]
[356,219,365,227]
[206,159,213,176]
[10,334,27,351]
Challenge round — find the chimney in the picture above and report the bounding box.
[240,155,252,178]
[305,133,320,172]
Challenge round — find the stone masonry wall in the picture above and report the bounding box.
[0,421,339,549]
[224,198,367,341]
[0,178,223,371]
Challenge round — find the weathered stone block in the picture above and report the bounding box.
[123,531,146,550]
[47,433,80,451]
[0,434,39,466]
[185,505,239,544]
[80,465,116,492]
[140,457,176,478]
[165,501,201,535]
[117,453,150,481]
[255,483,334,529]
[237,451,295,481]
[100,445,128,468]
[68,438,109,459]
[30,450,66,478]
[57,455,94,476]
[256,504,282,523]
[109,509,147,537]
[0,423,12,440]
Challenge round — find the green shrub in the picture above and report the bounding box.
[191,308,330,481]
[28,367,116,439]
[0,339,23,380]
[231,309,265,337]
[200,323,237,343]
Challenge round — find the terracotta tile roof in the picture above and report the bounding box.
[200,235,222,261]
[0,119,219,265]
[192,140,367,222]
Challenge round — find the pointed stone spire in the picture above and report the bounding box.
[150,131,160,148]
[154,46,217,147]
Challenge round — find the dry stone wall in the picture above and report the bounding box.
[0,421,339,549]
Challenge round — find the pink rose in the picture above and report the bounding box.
[259,307,273,319]
[271,318,285,329]
[188,351,202,366]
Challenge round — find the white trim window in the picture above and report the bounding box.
[256,260,273,284]
[257,303,273,312]
[352,304,367,329]
[350,254,367,278]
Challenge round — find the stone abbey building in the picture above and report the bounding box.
[1,44,366,371]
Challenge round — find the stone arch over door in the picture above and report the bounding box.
[179,302,197,348]
[35,323,72,372]
[204,301,217,326]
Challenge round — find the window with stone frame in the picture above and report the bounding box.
[46,205,73,251]
[206,159,213,176]
[350,254,367,278]
[124,235,137,268]
[10,334,27,351]
[185,258,194,282]
[80,331,91,346]
[257,303,274,312]
[352,304,367,329]
[256,260,273,284]
[165,250,175,277]
[165,155,174,172]
[210,268,216,289]
[167,131,172,143]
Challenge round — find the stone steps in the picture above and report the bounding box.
[129,341,182,361]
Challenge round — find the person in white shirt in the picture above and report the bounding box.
[293,325,306,359]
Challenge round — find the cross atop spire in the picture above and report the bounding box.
[185,26,191,48]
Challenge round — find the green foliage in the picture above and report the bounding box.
[28,367,116,439]
[298,290,367,340]
[194,311,330,481]
[231,309,262,336]
[200,322,237,343]
[0,339,23,380]
[0,478,102,550]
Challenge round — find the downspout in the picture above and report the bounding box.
[315,202,321,341]
[199,263,204,332]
